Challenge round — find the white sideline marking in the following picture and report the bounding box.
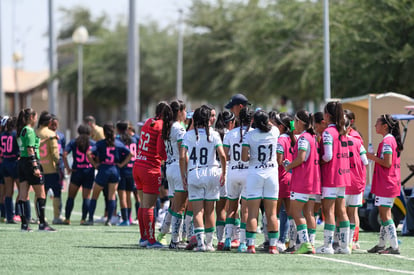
[302,255,414,274]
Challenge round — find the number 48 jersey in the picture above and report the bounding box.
[182,128,222,171]
[242,126,279,170]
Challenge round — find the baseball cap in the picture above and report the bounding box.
[225,93,250,109]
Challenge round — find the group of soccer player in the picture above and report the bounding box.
[145,94,403,255]
[0,94,403,255]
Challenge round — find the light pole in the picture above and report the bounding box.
[323,0,331,103]
[72,26,89,126]
[176,9,184,99]
[13,52,23,115]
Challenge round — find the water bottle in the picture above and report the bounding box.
[368,143,374,164]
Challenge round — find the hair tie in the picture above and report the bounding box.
[290,120,295,131]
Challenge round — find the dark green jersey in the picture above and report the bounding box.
[17,125,40,159]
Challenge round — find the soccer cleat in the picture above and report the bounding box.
[206,244,216,252]
[193,245,206,252]
[259,241,269,251]
[352,241,360,250]
[269,246,279,254]
[63,219,71,225]
[105,221,112,227]
[276,241,286,253]
[29,218,38,224]
[231,239,240,249]
[285,246,296,253]
[335,246,351,254]
[367,245,385,254]
[185,236,198,250]
[223,238,232,251]
[247,245,256,254]
[332,242,339,251]
[169,241,179,249]
[238,243,247,253]
[139,239,148,248]
[378,246,400,255]
[157,233,168,245]
[21,224,33,232]
[117,220,130,226]
[80,220,86,225]
[81,220,94,226]
[131,219,139,225]
[39,223,57,232]
[52,217,64,225]
[13,215,21,222]
[294,242,314,254]
[316,245,334,254]
[146,241,165,249]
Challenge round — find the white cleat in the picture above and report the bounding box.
[316,245,334,255]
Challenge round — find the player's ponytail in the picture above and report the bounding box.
[382,114,403,154]
[116,121,132,146]
[103,123,115,147]
[296,110,315,136]
[76,124,91,153]
[16,108,36,137]
[324,101,346,136]
[239,107,253,142]
[161,103,174,141]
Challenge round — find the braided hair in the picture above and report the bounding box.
[193,106,211,142]
[379,114,403,154]
[239,107,253,142]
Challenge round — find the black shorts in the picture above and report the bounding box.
[18,157,44,185]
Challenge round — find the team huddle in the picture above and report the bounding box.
[0,93,403,255]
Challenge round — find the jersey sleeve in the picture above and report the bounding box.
[297,136,310,151]
[223,132,231,148]
[25,128,37,147]
[65,141,73,154]
[382,142,393,155]
[276,140,285,154]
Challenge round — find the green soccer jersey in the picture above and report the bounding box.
[17,125,40,159]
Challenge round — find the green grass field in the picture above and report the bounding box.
[1,191,414,274]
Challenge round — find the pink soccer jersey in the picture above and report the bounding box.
[371,134,401,198]
[291,132,321,194]
[277,134,293,198]
[320,125,351,188]
[346,135,366,195]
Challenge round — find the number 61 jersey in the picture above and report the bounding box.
[242,126,279,172]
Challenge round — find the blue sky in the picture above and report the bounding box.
[1,0,192,71]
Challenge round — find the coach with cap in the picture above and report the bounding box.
[225,93,250,117]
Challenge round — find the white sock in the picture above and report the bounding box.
[216,224,225,243]
[324,229,334,248]
[379,226,386,247]
[185,214,193,237]
[225,223,234,240]
[349,224,355,245]
[297,225,309,244]
[171,214,183,243]
[195,227,205,248]
[206,231,214,246]
[160,211,172,234]
[339,226,350,249]
[288,218,297,248]
[385,222,399,249]
[262,214,268,241]
[240,224,246,244]
[233,223,240,241]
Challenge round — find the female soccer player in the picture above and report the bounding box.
[87,123,132,226]
[180,106,227,252]
[367,114,403,254]
[16,108,55,231]
[1,116,22,224]
[242,110,280,254]
[317,101,351,254]
[158,100,187,248]
[63,124,96,225]
[284,110,321,254]
[133,102,169,248]
[116,121,139,226]
[344,117,368,250]
[214,110,236,250]
[223,107,252,252]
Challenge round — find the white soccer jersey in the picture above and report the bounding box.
[182,128,222,172]
[165,121,186,165]
[223,126,249,170]
[243,126,279,170]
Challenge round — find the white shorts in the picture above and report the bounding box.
[375,196,395,208]
[322,187,346,199]
[290,192,316,203]
[166,164,184,197]
[226,169,248,200]
[345,193,363,207]
[245,169,279,200]
[187,167,221,201]
[314,194,322,203]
